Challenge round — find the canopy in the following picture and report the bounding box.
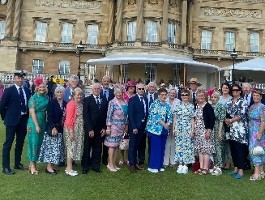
[87,54,220,71]
[220,57,265,71]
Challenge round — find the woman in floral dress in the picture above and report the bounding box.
[210,91,226,176]
[64,87,84,176]
[105,84,128,172]
[27,77,48,175]
[194,90,215,175]
[248,89,265,181]
[174,89,195,174]
[225,83,248,179]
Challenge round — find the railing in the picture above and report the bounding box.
[193,49,265,57]
[168,43,185,50]
[117,41,135,47]
[141,41,162,47]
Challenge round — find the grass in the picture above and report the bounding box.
[0,120,264,200]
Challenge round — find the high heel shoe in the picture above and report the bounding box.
[250,175,261,181]
[30,169,39,175]
[107,165,117,172]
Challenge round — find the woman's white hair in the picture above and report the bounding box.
[54,85,65,93]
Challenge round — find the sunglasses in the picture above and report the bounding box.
[181,94,189,96]
[138,88,145,90]
[232,89,240,92]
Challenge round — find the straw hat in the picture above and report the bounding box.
[187,78,202,86]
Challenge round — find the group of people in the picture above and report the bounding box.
[0,72,265,181]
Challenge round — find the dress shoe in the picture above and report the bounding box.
[14,163,27,170]
[138,161,144,165]
[3,168,15,175]
[92,168,102,173]
[129,165,137,173]
[135,164,144,170]
[82,169,89,174]
[45,169,57,175]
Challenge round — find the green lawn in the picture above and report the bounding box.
[0,120,264,200]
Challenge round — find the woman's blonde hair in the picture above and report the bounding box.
[72,87,83,97]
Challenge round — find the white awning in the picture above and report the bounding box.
[87,54,220,71]
[220,57,265,71]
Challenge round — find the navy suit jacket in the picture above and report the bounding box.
[83,95,108,134]
[0,85,31,126]
[46,99,67,133]
[128,95,148,131]
[100,88,114,102]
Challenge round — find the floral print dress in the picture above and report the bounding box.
[248,103,265,166]
[174,102,195,164]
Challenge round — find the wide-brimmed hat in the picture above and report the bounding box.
[126,80,136,89]
[187,78,202,86]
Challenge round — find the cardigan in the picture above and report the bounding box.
[64,100,77,132]
[202,102,215,130]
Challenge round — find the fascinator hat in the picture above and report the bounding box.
[33,77,45,87]
[113,83,126,94]
[126,80,136,89]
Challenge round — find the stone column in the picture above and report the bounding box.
[188,1,193,45]
[136,0,144,42]
[161,0,169,43]
[181,0,187,44]
[5,0,14,38]
[115,0,123,42]
[107,0,115,43]
[13,0,23,40]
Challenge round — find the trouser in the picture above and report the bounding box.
[229,140,247,170]
[148,133,167,170]
[81,133,102,170]
[163,134,176,166]
[2,115,28,169]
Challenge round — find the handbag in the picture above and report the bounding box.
[253,140,265,156]
[119,138,129,150]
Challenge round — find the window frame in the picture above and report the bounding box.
[145,63,157,84]
[127,21,136,42]
[86,24,99,45]
[167,22,176,44]
[0,20,5,40]
[146,20,158,42]
[32,59,44,74]
[249,32,260,53]
[61,22,73,43]
[59,60,71,75]
[35,21,47,42]
[201,30,212,50]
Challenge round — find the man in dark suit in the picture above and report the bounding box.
[128,83,148,172]
[82,83,108,174]
[141,82,158,165]
[0,71,31,175]
[100,76,114,165]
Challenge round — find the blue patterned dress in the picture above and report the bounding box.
[248,103,265,166]
[174,102,195,164]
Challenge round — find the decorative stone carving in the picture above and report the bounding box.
[35,0,102,10]
[201,7,262,19]
[128,0,136,5]
[148,0,158,4]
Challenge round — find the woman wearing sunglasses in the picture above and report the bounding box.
[225,83,248,179]
[173,89,195,174]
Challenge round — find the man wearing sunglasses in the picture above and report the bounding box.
[128,83,148,172]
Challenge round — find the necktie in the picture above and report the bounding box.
[19,87,26,113]
[96,96,100,108]
[192,92,196,109]
[104,90,108,101]
[149,94,153,107]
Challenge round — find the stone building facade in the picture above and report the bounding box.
[0,0,264,87]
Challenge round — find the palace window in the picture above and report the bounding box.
[201,30,212,50]
[146,20,158,42]
[0,20,5,40]
[86,24,98,45]
[250,32,260,52]
[35,21,47,42]
[61,23,73,43]
[32,59,44,74]
[127,21,136,41]
[168,22,176,43]
[225,32,235,51]
[59,60,70,75]
[145,63,157,84]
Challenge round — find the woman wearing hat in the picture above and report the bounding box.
[27,77,48,175]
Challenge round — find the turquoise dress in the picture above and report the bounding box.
[27,93,48,161]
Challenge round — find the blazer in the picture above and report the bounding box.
[100,87,115,102]
[202,102,215,130]
[0,85,31,126]
[63,87,85,103]
[46,99,67,133]
[83,94,108,134]
[128,94,148,131]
